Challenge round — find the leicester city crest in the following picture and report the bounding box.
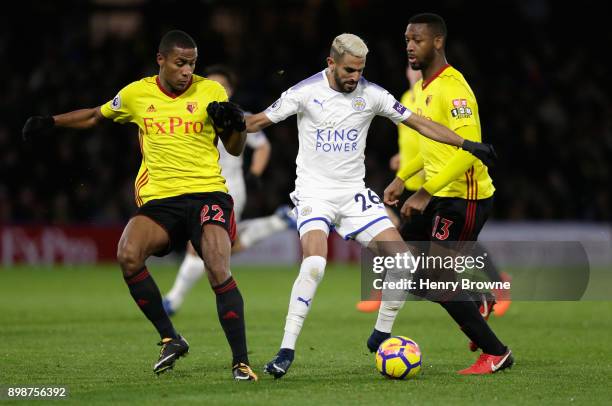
[300,206,312,216]
[351,96,366,111]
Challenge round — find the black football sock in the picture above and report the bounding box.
[214,276,249,365]
[438,292,506,355]
[124,267,178,340]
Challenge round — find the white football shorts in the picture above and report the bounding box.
[290,188,394,246]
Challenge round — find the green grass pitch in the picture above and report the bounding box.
[1,264,611,405]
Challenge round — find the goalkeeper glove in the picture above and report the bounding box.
[461,140,498,167]
[22,115,55,141]
[207,101,246,132]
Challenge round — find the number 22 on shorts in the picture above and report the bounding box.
[200,204,226,224]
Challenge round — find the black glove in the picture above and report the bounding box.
[206,101,246,132]
[22,115,55,141]
[245,171,263,191]
[462,140,498,167]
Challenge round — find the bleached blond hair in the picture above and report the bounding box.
[330,33,369,59]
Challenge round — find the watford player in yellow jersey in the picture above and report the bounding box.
[359,64,510,316]
[381,14,513,375]
[22,30,257,381]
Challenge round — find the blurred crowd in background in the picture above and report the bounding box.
[1,0,610,225]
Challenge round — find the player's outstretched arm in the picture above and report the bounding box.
[402,114,497,166]
[53,107,105,129]
[403,113,463,146]
[245,112,274,133]
[23,107,105,141]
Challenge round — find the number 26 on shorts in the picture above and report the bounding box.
[354,189,382,212]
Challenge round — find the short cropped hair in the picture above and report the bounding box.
[158,30,197,56]
[330,33,369,59]
[203,65,238,89]
[408,13,447,38]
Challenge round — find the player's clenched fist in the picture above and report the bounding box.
[207,101,246,132]
[461,140,498,168]
[22,115,54,141]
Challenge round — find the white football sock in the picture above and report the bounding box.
[239,214,288,248]
[280,255,327,350]
[165,252,205,309]
[375,300,406,333]
[374,266,409,333]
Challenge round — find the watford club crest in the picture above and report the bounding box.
[450,98,473,119]
[186,101,198,113]
[425,95,433,106]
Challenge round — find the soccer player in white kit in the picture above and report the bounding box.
[246,34,496,378]
[163,66,295,316]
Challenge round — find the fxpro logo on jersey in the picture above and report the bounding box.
[142,117,206,135]
[450,99,473,119]
[315,128,359,152]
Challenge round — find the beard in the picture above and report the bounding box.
[409,52,433,71]
[409,60,422,70]
[333,70,357,93]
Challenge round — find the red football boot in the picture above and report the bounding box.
[458,349,514,375]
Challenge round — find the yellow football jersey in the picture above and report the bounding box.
[397,89,425,191]
[413,65,494,199]
[101,74,228,206]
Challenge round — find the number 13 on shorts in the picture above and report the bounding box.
[432,215,453,241]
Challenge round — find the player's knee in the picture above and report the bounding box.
[116,242,143,272]
[205,262,229,279]
[300,255,326,282]
[202,244,228,266]
[301,266,325,283]
[202,254,230,283]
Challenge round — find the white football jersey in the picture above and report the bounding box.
[264,69,412,197]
